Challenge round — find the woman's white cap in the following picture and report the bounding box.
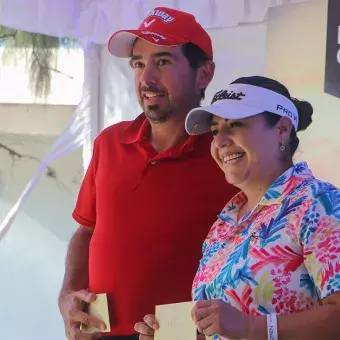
[185,83,299,135]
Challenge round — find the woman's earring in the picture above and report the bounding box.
[280,141,286,152]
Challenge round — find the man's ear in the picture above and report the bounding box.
[197,60,215,90]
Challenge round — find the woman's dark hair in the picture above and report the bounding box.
[181,42,211,101]
[231,76,313,157]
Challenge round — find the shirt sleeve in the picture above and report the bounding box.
[72,137,100,228]
[300,189,340,300]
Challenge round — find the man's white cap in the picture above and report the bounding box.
[185,83,299,135]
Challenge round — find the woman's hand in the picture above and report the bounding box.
[192,299,252,339]
[134,314,159,340]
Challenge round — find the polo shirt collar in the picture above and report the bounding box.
[119,113,200,152]
[218,162,313,223]
[120,113,150,144]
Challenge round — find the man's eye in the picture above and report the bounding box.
[157,59,170,66]
[211,129,219,136]
[131,61,144,69]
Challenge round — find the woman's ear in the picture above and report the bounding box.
[277,116,293,142]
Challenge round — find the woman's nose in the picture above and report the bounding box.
[214,132,233,149]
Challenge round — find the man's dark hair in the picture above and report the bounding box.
[181,42,211,101]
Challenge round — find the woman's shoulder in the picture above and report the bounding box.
[290,177,340,233]
[280,177,340,245]
[288,175,340,206]
[308,179,340,217]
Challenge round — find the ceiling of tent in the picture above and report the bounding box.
[0,0,309,44]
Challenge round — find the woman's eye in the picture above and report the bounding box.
[229,121,242,128]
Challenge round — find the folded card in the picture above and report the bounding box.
[80,293,111,333]
[154,301,196,340]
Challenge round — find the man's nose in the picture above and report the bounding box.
[140,64,158,86]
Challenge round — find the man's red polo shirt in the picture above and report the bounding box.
[72,114,238,336]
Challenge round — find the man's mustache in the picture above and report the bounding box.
[140,85,164,94]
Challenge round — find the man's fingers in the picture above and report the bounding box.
[73,289,97,304]
[74,330,102,340]
[134,315,158,339]
[134,322,155,336]
[138,335,154,340]
[70,323,102,340]
[70,310,106,331]
[60,290,102,340]
[143,314,159,330]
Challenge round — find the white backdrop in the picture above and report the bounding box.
[0,0,307,43]
[0,1,311,339]
[0,199,67,339]
[0,0,309,166]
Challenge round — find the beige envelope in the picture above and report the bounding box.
[154,301,196,340]
[80,293,111,333]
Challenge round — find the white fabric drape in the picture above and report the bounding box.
[0,0,309,239]
[0,0,308,44]
[0,42,98,241]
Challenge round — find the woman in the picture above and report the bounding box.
[134,76,340,339]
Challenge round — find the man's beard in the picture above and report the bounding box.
[144,104,173,124]
[139,84,174,124]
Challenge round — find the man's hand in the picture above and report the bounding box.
[59,289,107,340]
[134,314,159,340]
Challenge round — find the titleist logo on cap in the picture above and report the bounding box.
[145,9,175,23]
[211,90,246,104]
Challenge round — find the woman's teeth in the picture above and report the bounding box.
[223,152,245,164]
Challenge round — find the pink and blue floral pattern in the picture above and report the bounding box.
[192,162,340,339]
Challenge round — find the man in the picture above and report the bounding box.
[58,7,238,340]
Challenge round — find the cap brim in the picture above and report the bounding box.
[185,103,263,135]
[108,30,141,58]
[108,30,185,58]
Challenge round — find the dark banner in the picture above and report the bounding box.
[324,0,340,98]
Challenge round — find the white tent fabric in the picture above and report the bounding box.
[0,0,308,238]
[0,0,308,44]
[0,41,97,241]
[1,1,315,338]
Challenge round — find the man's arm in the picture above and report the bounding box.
[58,226,106,340]
[60,226,92,296]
